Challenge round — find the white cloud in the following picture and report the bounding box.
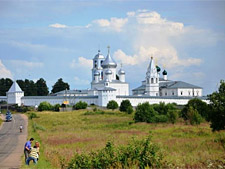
[93,17,128,32]
[74,76,90,85]
[103,10,201,69]
[114,46,202,68]
[0,60,13,78]
[70,57,92,69]
[49,23,68,28]
[10,60,44,68]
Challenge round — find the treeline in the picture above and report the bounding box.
[0,78,70,96]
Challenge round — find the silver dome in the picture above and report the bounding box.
[105,69,112,75]
[102,53,117,68]
[94,70,100,76]
[94,50,105,60]
[118,69,125,75]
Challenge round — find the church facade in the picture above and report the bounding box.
[2,47,208,107]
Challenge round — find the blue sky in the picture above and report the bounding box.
[0,0,224,95]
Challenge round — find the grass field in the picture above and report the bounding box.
[22,109,225,168]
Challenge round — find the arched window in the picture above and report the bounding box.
[156,78,158,83]
[151,78,154,83]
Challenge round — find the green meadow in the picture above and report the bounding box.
[22,109,225,168]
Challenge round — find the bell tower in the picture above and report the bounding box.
[145,57,159,96]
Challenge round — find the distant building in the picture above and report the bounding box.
[132,57,202,97]
[1,47,208,107]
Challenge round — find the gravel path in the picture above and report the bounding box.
[0,114,28,169]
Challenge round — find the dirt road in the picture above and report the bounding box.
[0,114,28,169]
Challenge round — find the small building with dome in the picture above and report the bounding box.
[132,57,203,97]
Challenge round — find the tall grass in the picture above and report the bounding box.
[22,110,225,168]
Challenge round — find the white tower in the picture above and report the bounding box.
[101,46,117,81]
[118,64,125,82]
[92,50,105,82]
[6,81,24,106]
[145,57,159,96]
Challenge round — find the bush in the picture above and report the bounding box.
[126,106,133,114]
[187,106,203,125]
[167,110,178,124]
[134,102,157,123]
[29,112,38,119]
[53,104,61,112]
[38,101,53,111]
[73,101,88,110]
[153,115,168,123]
[119,100,132,112]
[181,98,209,121]
[107,100,118,110]
[68,135,163,168]
[153,102,176,115]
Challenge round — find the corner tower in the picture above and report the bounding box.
[145,57,159,96]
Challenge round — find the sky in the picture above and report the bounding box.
[0,0,225,95]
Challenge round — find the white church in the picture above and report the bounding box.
[1,47,208,107]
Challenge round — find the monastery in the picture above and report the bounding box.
[1,47,208,107]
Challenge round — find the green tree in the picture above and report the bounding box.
[208,80,225,131]
[126,106,133,114]
[119,100,132,112]
[36,78,49,96]
[38,101,53,111]
[153,102,176,115]
[73,101,88,110]
[107,100,118,110]
[17,79,37,96]
[0,78,13,96]
[134,102,157,123]
[167,110,178,124]
[51,78,70,93]
[187,106,203,125]
[181,98,209,121]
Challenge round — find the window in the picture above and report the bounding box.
[151,78,154,83]
[197,91,199,96]
[165,92,167,96]
[181,91,183,95]
[101,60,103,65]
[156,78,158,83]
[188,91,191,96]
[172,92,174,95]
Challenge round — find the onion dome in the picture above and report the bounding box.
[102,46,117,68]
[162,70,167,75]
[94,70,100,76]
[156,65,161,72]
[94,50,105,59]
[105,69,112,75]
[118,69,125,75]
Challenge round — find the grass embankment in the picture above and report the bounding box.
[23,109,225,168]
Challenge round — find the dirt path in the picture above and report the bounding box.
[0,114,28,169]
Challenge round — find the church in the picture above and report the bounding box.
[1,47,208,107]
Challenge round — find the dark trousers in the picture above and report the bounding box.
[24,149,29,162]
